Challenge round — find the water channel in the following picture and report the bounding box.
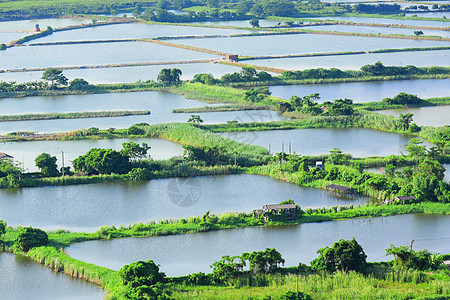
[0,174,369,232]
[66,214,450,276]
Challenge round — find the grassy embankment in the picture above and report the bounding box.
[1,201,449,298]
[0,110,150,122]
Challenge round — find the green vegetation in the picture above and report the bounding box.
[35,153,59,177]
[0,110,150,122]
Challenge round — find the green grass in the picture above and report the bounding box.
[0,110,150,122]
[171,270,450,299]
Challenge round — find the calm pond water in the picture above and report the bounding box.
[0,18,89,32]
[405,12,450,18]
[0,252,104,300]
[175,33,450,56]
[307,24,450,38]
[247,49,450,70]
[0,91,286,134]
[0,41,219,70]
[29,23,251,43]
[269,79,450,103]
[377,106,450,126]
[0,174,369,232]
[0,62,240,84]
[0,138,184,172]
[66,214,450,276]
[316,16,450,28]
[219,128,434,157]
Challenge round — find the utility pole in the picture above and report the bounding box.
[289,142,291,154]
[410,239,414,250]
[268,143,271,155]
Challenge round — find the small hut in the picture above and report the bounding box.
[262,203,296,220]
[225,54,239,62]
[326,184,354,194]
[34,24,40,32]
[0,152,13,161]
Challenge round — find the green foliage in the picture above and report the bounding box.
[250,18,260,27]
[157,68,182,85]
[72,148,130,175]
[311,238,367,273]
[280,291,313,300]
[41,68,68,88]
[187,114,204,124]
[15,227,48,252]
[405,138,426,157]
[118,259,165,288]
[383,93,422,106]
[0,159,22,188]
[0,43,6,50]
[35,153,59,177]
[192,73,216,85]
[386,245,443,270]
[242,248,285,274]
[0,219,6,237]
[120,141,150,160]
[211,255,245,283]
[69,78,90,90]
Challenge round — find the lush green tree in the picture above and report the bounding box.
[127,124,146,135]
[384,164,396,176]
[383,93,422,106]
[311,238,367,273]
[15,227,48,252]
[416,159,445,181]
[280,291,313,300]
[183,145,226,166]
[242,248,285,274]
[256,71,272,81]
[119,259,165,288]
[405,138,426,157]
[0,159,22,188]
[187,114,204,124]
[41,68,68,87]
[157,68,182,85]
[249,18,260,27]
[210,255,245,283]
[120,142,150,160]
[69,78,90,90]
[240,66,257,81]
[0,43,6,51]
[73,148,130,175]
[325,99,354,116]
[35,153,59,177]
[361,61,386,75]
[0,220,6,237]
[414,30,424,36]
[399,113,414,131]
[386,245,442,270]
[328,147,347,165]
[192,73,215,85]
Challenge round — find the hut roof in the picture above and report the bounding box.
[326,184,352,191]
[0,152,13,159]
[263,204,296,210]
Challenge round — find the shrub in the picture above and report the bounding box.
[15,227,48,252]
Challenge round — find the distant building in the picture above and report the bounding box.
[34,24,40,32]
[315,161,323,170]
[262,203,296,220]
[225,54,239,62]
[0,152,13,161]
